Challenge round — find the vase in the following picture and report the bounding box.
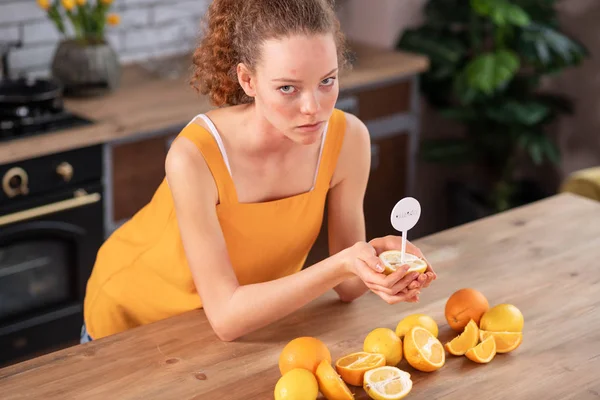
[51,39,121,97]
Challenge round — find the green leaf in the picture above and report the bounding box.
[541,138,561,164]
[518,133,531,150]
[518,130,560,165]
[465,50,519,95]
[517,0,559,25]
[485,100,550,126]
[518,22,588,70]
[471,0,493,16]
[439,107,479,122]
[470,0,530,27]
[453,68,479,104]
[528,140,543,165]
[397,29,466,67]
[505,4,530,26]
[420,139,477,165]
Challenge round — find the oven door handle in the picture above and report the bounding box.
[0,191,102,227]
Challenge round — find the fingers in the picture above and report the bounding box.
[366,271,419,296]
[371,288,421,305]
[354,242,382,272]
[408,279,421,290]
[389,271,420,293]
[358,267,397,288]
[421,271,436,288]
[380,265,411,286]
[397,287,420,303]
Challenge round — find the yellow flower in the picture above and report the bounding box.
[37,0,50,10]
[100,0,114,5]
[61,0,75,11]
[106,13,120,26]
[76,0,86,5]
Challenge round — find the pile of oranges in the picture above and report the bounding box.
[274,288,524,400]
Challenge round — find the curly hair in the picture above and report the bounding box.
[190,0,348,107]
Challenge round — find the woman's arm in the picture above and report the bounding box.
[328,113,423,303]
[165,136,388,341]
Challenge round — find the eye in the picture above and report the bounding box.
[321,77,335,86]
[279,85,296,94]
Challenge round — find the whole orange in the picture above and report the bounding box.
[278,337,331,375]
[445,288,489,331]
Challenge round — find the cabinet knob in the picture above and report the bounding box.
[2,167,29,197]
[56,162,73,182]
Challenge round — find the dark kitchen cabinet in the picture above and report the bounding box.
[112,136,172,222]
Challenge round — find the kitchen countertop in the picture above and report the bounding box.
[1,193,599,399]
[0,43,428,165]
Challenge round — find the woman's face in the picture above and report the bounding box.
[251,33,339,145]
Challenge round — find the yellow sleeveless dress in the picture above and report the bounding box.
[83,109,347,339]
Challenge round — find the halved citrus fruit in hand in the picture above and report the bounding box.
[316,360,354,400]
[479,330,523,353]
[465,335,496,363]
[379,251,427,276]
[403,326,445,372]
[445,319,479,356]
[335,352,386,386]
[363,366,412,400]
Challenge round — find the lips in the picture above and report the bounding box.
[297,121,324,131]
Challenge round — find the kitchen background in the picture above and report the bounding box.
[2,0,599,235]
[1,0,598,367]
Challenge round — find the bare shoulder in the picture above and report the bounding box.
[165,133,218,205]
[330,112,371,187]
[341,111,370,148]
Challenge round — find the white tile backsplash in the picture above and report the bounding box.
[0,24,20,42]
[21,19,61,44]
[0,1,46,24]
[0,0,210,78]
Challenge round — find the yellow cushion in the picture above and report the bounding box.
[560,166,600,201]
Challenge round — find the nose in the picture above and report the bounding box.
[300,91,319,115]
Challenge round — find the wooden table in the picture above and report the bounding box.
[1,193,599,399]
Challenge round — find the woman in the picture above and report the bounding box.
[81,0,436,344]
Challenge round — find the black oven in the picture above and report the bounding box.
[0,144,104,366]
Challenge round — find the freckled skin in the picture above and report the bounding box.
[251,34,339,146]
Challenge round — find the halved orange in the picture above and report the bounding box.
[465,335,496,363]
[445,319,479,356]
[479,330,523,353]
[403,326,445,372]
[335,352,386,386]
[316,360,354,400]
[379,251,428,276]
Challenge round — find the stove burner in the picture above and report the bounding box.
[0,111,94,142]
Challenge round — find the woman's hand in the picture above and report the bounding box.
[339,241,422,304]
[369,235,437,301]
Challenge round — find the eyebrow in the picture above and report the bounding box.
[272,68,338,83]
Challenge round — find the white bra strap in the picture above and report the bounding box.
[186,114,327,190]
[188,114,233,176]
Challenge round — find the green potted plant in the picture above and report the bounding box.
[37,0,121,96]
[397,0,588,221]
